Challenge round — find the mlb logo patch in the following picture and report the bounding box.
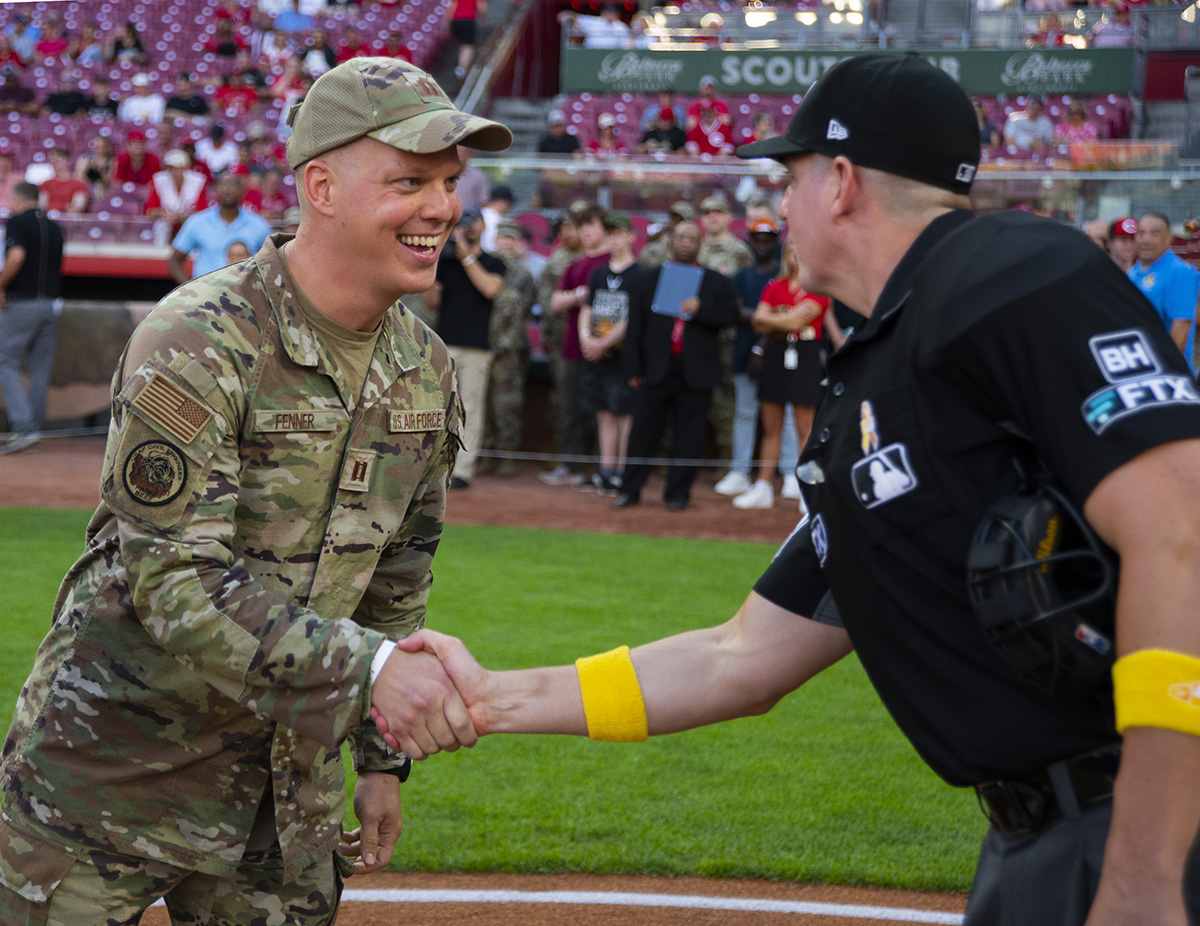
[1089,329,1160,383]
[955,163,976,184]
[850,444,918,509]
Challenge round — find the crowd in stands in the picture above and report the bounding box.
[0,0,453,241]
[541,81,1133,173]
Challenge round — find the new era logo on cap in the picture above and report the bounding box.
[826,118,849,141]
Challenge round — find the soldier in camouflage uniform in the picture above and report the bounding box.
[638,200,696,269]
[483,219,536,477]
[0,57,511,925]
[536,209,583,469]
[696,195,754,469]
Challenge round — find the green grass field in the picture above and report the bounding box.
[0,507,984,892]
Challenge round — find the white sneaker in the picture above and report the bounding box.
[539,465,580,486]
[781,474,802,499]
[733,480,774,509]
[714,471,752,496]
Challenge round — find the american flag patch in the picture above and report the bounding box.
[132,373,212,444]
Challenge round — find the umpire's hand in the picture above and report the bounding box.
[369,649,477,760]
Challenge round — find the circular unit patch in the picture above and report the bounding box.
[123,440,188,506]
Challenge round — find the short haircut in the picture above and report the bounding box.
[576,204,607,225]
[1141,211,1171,229]
[13,181,39,203]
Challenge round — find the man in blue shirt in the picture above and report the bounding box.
[1128,211,1200,370]
[168,174,272,282]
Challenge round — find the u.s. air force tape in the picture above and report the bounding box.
[123,440,188,506]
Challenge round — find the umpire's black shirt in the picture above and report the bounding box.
[5,206,64,301]
[756,209,1200,786]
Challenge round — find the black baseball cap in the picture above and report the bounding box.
[736,53,979,195]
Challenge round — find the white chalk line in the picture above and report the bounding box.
[337,888,965,923]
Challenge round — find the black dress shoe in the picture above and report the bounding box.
[612,493,639,510]
[665,497,688,511]
[449,476,471,490]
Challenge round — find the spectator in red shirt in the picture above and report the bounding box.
[39,147,90,213]
[0,36,25,72]
[586,112,629,158]
[378,32,413,62]
[214,70,259,117]
[205,19,249,57]
[738,111,776,148]
[335,27,372,63]
[240,167,288,220]
[226,140,258,181]
[247,123,285,173]
[145,148,208,239]
[113,130,161,187]
[214,0,254,26]
[686,76,730,132]
[685,105,734,156]
[34,19,70,59]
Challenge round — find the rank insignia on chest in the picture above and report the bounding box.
[340,449,376,492]
[390,409,445,432]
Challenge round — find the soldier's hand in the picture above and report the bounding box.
[375,631,492,744]
[340,772,404,874]
[369,648,476,760]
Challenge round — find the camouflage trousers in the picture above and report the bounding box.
[706,334,737,462]
[483,348,529,456]
[0,797,348,926]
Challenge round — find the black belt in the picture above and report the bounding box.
[974,744,1121,837]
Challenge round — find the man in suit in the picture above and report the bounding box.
[614,222,739,511]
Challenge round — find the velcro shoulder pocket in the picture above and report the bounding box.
[103,361,229,529]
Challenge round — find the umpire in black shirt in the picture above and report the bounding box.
[0,182,64,454]
[387,54,1200,926]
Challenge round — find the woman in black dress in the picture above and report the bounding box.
[733,247,841,509]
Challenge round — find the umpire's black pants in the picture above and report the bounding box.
[965,798,1200,925]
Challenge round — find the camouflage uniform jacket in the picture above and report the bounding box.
[698,236,754,279]
[638,234,670,269]
[0,235,463,887]
[537,244,581,344]
[490,253,534,355]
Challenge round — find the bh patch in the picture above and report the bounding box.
[123,440,188,506]
[1081,328,1200,433]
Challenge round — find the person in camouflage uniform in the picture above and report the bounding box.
[696,194,754,469]
[0,57,511,925]
[535,207,583,472]
[483,219,536,477]
[638,200,696,269]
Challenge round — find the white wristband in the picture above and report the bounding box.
[461,254,477,267]
[370,639,398,685]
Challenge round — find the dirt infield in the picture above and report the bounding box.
[1,435,967,924]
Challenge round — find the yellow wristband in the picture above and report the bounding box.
[1113,649,1200,736]
[575,645,648,742]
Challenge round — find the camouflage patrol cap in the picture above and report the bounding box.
[285,56,512,169]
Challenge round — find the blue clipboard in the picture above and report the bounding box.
[650,262,704,319]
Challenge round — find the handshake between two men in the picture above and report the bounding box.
[366,595,854,757]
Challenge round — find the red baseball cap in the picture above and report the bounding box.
[1111,217,1137,237]
[127,129,146,141]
